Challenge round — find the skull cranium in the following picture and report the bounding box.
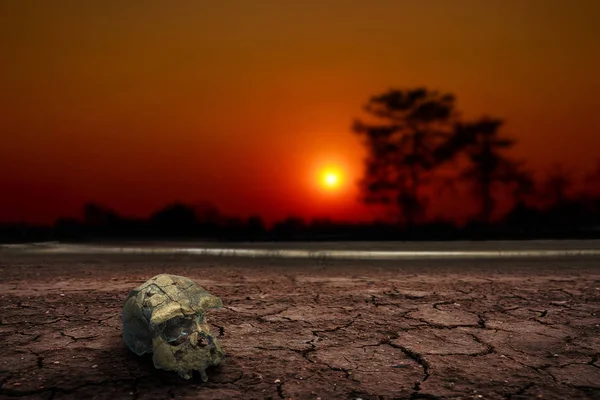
[122,274,224,381]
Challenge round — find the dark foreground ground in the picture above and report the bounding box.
[0,248,599,399]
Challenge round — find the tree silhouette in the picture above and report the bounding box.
[246,215,266,237]
[541,164,574,208]
[192,201,223,225]
[584,160,600,197]
[83,202,121,227]
[452,118,533,222]
[353,88,458,225]
[584,160,600,227]
[150,202,198,235]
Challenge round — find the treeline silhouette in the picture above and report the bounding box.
[2,87,600,243]
[1,189,600,244]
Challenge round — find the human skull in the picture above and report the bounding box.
[122,274,225,381]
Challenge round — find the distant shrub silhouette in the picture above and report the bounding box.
[150,202,198,236]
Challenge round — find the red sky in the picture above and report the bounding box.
[1,1,599,224]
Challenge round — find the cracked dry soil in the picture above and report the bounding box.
[0,253,599,399]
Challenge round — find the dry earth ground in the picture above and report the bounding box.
[0,251,599,399]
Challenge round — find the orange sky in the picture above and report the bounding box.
[1,1,599,224]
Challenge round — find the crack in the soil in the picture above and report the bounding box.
[0,378,136,397]
[275,381,285,399]
[503,353,558,385]
[359,335,397,350]
[1,318,66,326]
[222,371,244,385]
[413,318,479,330]
[432,301,454,310]
[313,314,360,335]
[97,314,118,324]
[27,348,44,369]
[531,317,554,326]
[297,344,318,364]
[550,301,574,309]
[499,306,521,312]
[499,295,530,303]
[60,331,99,341]
[367,295,379,307]
[475,313,487,328]
[552,288,575,298]
[545,369,559,384]
[14,331,41,344]
[388,342,430,382]
[254,306,293,322]
[385,286,433,301]
[324,362,353,380]
[504,381,535,399]
[553,358,600,370]
[467,333,496,356]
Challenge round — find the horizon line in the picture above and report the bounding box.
[2,242,600,260]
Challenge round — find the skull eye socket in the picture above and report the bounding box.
[158,316,195,345]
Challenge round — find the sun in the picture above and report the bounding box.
[320,168,342,190]
[324,172,338,187]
